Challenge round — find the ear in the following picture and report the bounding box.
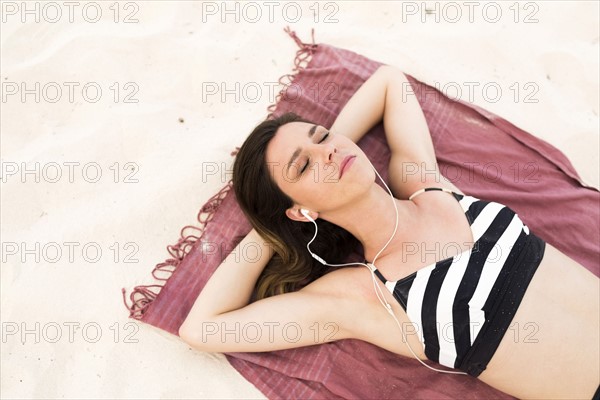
[285,207,317,222]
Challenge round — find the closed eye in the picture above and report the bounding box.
[300,131,330,174]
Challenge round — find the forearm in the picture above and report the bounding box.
[382,67,437,164]
[383,67,445,197]
[329,65,390,142]
[330,65,432,159]
[182,228,275,321]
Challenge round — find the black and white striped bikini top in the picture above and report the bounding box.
[366,187,532,369]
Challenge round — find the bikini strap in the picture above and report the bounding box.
[363,259,388,283]
[408,187,461,201]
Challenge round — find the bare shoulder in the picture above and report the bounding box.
[299,265,424,357]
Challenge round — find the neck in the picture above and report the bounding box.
[320,183,417,264]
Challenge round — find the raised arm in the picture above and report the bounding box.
[330,65,460,199]
[181,228,274,319]
[178,229,356,353]
[329,66,390,143]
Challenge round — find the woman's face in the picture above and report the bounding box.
[265,121,375,219]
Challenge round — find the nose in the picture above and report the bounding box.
[308,141,337,170]
[322,143,336,164]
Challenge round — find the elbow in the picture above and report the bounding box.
[179,320,220,352]
[376,64,395,78]
[178,322,206,351]
[178,323,194,345]
[377,65,407,86]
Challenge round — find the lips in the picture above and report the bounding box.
[339,155,356,179]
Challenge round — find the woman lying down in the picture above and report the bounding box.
[179,65,600,400]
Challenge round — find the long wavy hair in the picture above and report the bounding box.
[232,112,361,301]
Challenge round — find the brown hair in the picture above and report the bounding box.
[232,112,360,301]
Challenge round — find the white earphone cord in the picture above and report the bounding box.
[304,158,467,376]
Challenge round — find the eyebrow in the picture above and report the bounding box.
[286,124,319,175]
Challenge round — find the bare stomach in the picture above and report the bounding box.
[478,242,600,399]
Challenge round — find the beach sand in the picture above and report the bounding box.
[1,1,598,398]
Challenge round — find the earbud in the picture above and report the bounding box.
[301,208,327,264]
[301,209,314,221]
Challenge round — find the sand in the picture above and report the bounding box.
[1,1,598,398]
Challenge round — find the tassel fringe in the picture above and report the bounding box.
[122,26,317,320]
[266,26,318,118]
[121,179,233,320]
